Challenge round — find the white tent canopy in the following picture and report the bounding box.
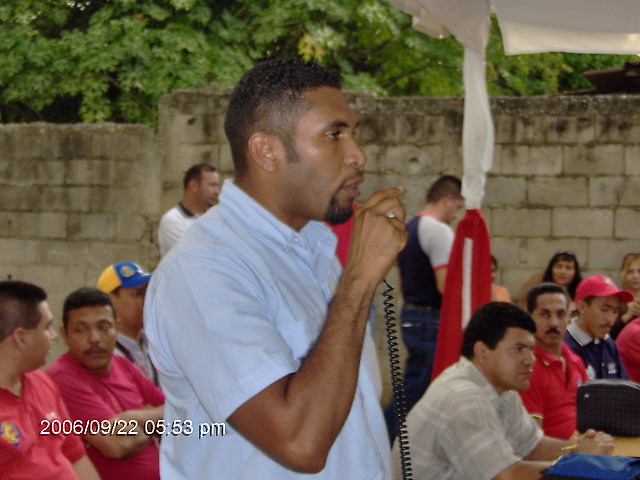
[388,0,640,208]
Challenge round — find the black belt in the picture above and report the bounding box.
[403,303,440,314]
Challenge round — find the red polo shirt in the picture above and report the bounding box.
[617,318,640,383]
[1,370,86,479]
[519,343,588,439]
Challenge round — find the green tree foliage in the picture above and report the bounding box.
[0,0,635,125]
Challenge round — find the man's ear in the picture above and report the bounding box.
[576,300,587,316]
[247,132,281,173]
[473,341,488,364]
[11,327,29,351]
[187,177,199,193]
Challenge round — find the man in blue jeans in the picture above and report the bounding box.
[385,175,463,440]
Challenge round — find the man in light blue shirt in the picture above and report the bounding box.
[144,59,408,479]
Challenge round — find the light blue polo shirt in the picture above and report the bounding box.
[144,179,391,479]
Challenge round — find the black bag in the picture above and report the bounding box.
[576,379,640,437]
[541,453,640,480]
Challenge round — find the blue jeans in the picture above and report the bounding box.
[384,306,440,441]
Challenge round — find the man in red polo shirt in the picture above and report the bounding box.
[0,280,99,480]
[519,283,588,439]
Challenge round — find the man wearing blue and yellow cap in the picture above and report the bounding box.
[97,262,157,385]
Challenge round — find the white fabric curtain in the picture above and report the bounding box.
[386,0,640,208]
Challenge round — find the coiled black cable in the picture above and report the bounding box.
[383,280,413,479]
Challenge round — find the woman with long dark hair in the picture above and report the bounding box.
[541,250,582,301]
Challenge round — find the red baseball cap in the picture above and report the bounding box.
[575,275,633,303]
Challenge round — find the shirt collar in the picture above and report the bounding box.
[215,179,338,275]
[457,356,505,407]
[533,343,580,366]
[177,202,197,218]
[566,320,607,346]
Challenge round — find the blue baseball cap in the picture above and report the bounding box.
[97,262,151,293]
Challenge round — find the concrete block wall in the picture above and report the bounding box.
[1,92,639,380]
[485,96,640,303]
[158,91,640,302]
[0,123,159,359]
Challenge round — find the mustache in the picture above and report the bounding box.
[545,327,561,335]
[85,347,106,355]
[342,170,364,187]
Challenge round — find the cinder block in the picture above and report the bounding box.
[67,214,116,240]
[17,265,71,289]
[589,176,624,207]
[626,146,640,175]
[487,237,521,268]
[489,207,551,238]
[503,268,540,304]
[2,159,65,186]
[0,213,17,237]
[501,146,562,175]
[12,132,47,159]
[65,159,113,186]
[0,186,41,211]
[395,114,446,145]
[552,208,613,238]
[589,176,640,207]
[0,239,40,264]
[37,186,91,213]
[528,176,587,206]
[16,213,68,238]
[40,240,91,266]
[484,176,526,206]
[563,145,624,175]
[380,144,443,175]
[521,238,588,269]
[614,209,640,240]
[575,116,597,144]
[493,114,516,144]
[107,188,143,213]
[587,239,639,273]
[112,160,144,189]
[0,265,20,282]
[544,116,578,144]
[595,115,640,143]
[619,177,640,207]
[176,113,225,145]
[88,242,153,270]
[116,214,148,241]
[514,115,543,143]
[175,144,219,171]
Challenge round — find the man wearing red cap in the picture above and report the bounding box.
[564,275,632,380]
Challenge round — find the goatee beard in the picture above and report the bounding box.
[324,197,354,225]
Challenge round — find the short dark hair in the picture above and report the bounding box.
[526,282,570,314]
[426,175,462,204]
[542,251,582,299]
[461,302,536,359]
[183,164,217,190]
[62,288,114,328]
[224,58,341,180]
[0,280,48,342]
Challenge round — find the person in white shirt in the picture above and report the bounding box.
[396,301,613,480]
[157,164,220,256]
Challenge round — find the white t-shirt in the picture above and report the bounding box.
[157,204,199,257]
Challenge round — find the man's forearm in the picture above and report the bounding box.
[227,186,407,472]
[228,274,376,472]
[83,407,164,460]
